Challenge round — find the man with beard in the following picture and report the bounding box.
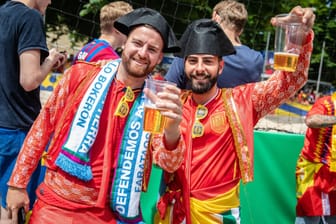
[6,8,185,224]
[165,0,264,89]
[156,6,315,224]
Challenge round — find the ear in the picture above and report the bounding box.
[212,11,221,24]
[218,58,224,75]
[114,28,121,35]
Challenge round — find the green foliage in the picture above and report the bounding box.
[239,0,336,84]
[80,0,109,17]
[45,0,336,85]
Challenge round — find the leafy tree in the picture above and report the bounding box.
[28,0,336,85]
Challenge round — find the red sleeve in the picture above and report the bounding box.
[7,70,72,188]
[151,134,186,173]
[307,96,330,117]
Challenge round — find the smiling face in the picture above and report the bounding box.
[120,25,164,79]
[184,54,224,94]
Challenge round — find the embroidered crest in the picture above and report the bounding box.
[210,111,226,134]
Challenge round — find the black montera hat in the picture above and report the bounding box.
[176,18,236,58]
[114,7,180,53]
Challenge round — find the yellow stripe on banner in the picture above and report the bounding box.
[154,206,173,224]
[190,183,240,224]
[275,109,302,117]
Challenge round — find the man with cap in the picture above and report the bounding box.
[165,0,264,89]
[6,8,184,224]
[156,6,315,224]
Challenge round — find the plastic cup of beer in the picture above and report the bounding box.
[274,13,305,72]
[143,79,175,134]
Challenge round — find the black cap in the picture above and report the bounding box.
[176,18,236,58]
[114,7,180,53]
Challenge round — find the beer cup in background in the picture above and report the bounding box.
[143,79,175,134]
[274,14,305,72]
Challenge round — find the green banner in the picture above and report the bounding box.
[141,130,305,224]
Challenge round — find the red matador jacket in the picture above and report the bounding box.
[8,61,185,211]
[157,31,314,224]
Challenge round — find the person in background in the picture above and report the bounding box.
[165,0,263,89]
[6,7,185,224]
[72,1,133,64]
[0,0,66,221]
[295,92,336,224]
[156,6,315,224]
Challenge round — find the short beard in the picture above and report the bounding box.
[190,75,217,94]
[121,53,152,78]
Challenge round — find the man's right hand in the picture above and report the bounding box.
[6,186,29,224]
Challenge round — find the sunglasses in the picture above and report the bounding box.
[192,104,208,138]
[114,86,134,117]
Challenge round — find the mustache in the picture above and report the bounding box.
[190,73,211,79]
